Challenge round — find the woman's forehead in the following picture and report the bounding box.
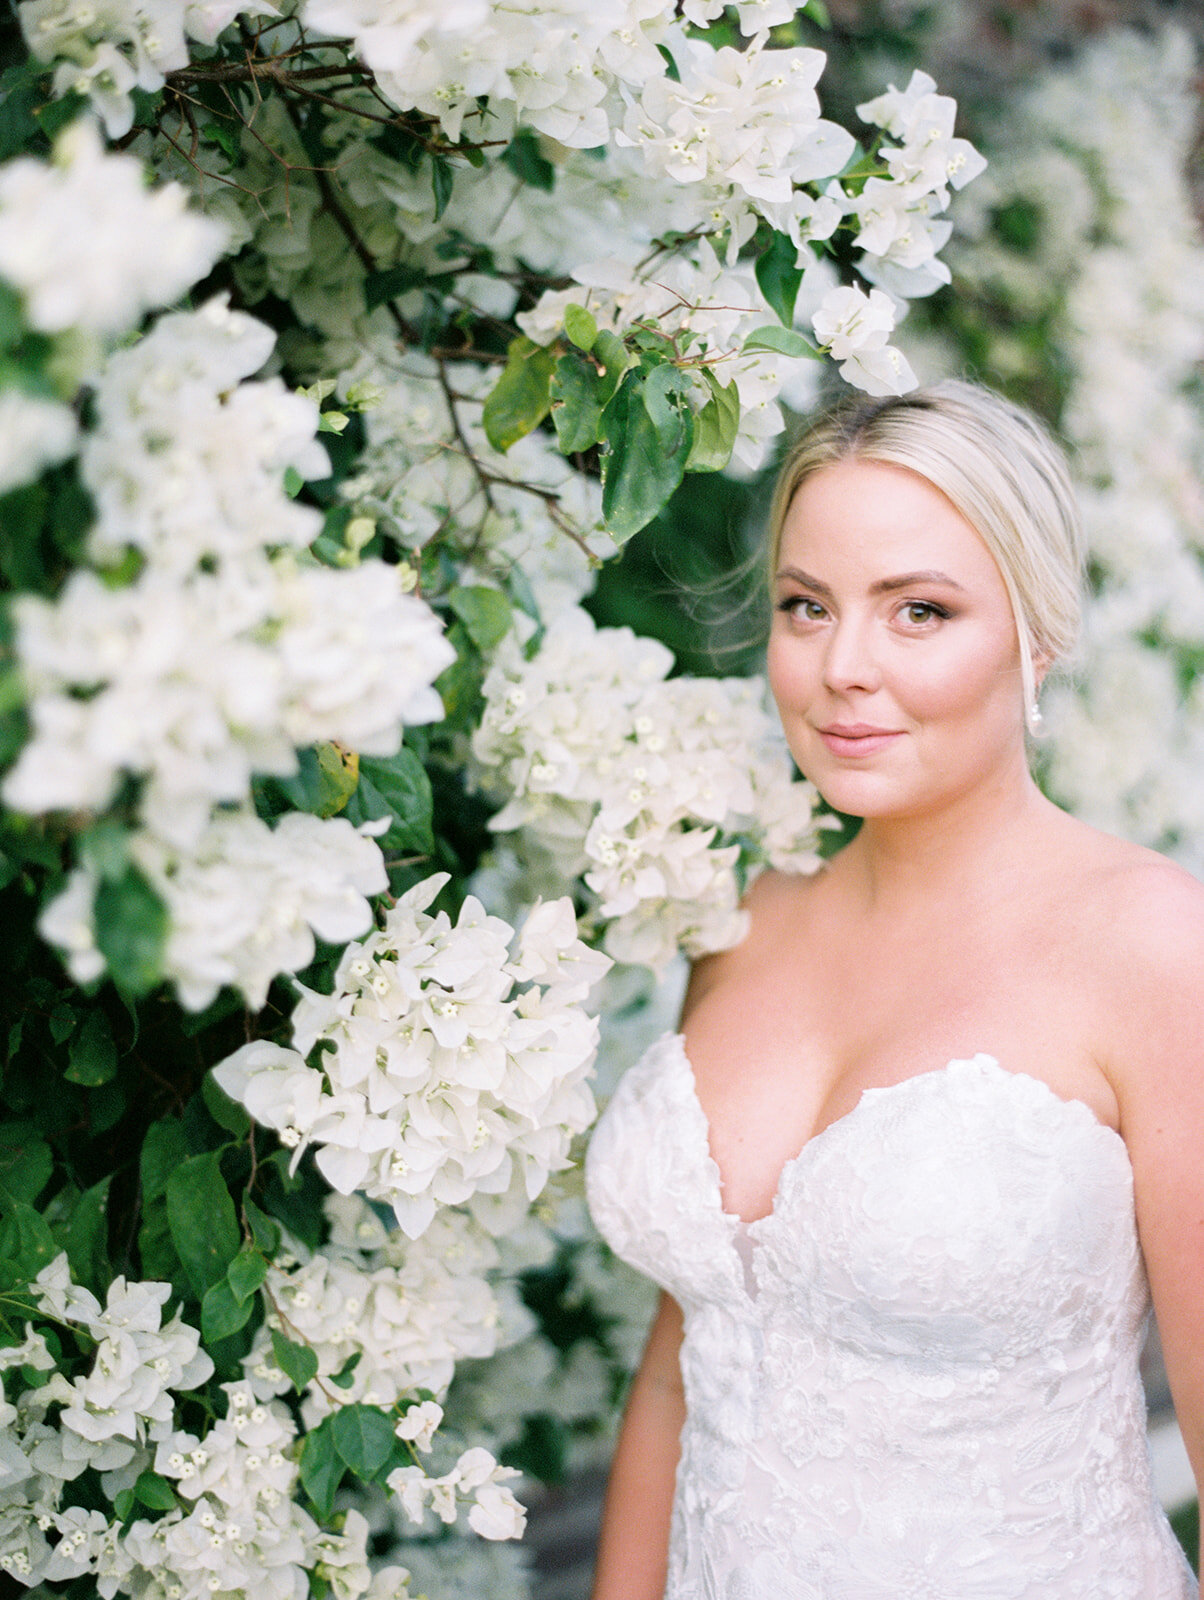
[777,459,1006,591]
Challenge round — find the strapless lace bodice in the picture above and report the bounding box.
[585,1034,1194,1599]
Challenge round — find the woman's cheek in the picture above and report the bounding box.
[765,635,812,714]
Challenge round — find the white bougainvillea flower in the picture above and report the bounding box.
[857,69,987,206]
[27,1256,214,1479]
[0,391,78,493]
[6,311,454,852]
[81,298,326,574]
[37,811,389,1010]
[395,1399,444,1452]
[239,1200,508,1420]
[20,0,278,136]
[811,283,917,396]
[387,1444,526,1540]
[0,120,227,336]
[473,609,824,968]
[214,875,610,1235]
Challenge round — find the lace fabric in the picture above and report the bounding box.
[585,1033,1196,1599]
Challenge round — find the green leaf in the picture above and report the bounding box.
[741,325,822,360]
[201,1073,251,1138]
[50,470,94,567]
[0,481,50,591]
[88,1080,126,1137]
[49,1004,76,1045]
[201,1276,255,1342]
[93,865,168,999]
[755,229,804,328]
[563,303,598,352]
[113,1489,135,1523]
[300,1418,344,1519]
[271,1327,319,1393]
[363,264,430,314]
[641,363,694,456]
[502,130,555,191]
[482,336,557,453]
[34,90,87,140]
[200,115,242,167]
[836,142,879,188]
[268,744,339,817]
[227,1246,268,1305]
[600,375,688,543]
[685,371,741,474]
[0,1125,53,1205]
[313,741,361,817]
[0,282,26,352]
[166,1151,240,1301]
[133,1471,178,1512]
[65,1009,117,1086]
[655,41,681,82]
[244,1197,281,1255]
[141,1119,189,1204]
[331,1404,396,1478]
[431,156,454,221]
[802,0,830,25]
[329,1351,362,1390]
[592,330,636,404]
[129,87,162,129]
[502,1411,568,1486]
[65,1175,111,1293]
[0,1197,57,1280]
[79,819,132,882]
[355,749,434,856]
[372,123,426,171]
[0,63,45,163]
[283,465,304,498]
[448,585,512,652]
[137,1201,178,1284]
[549,354,605,454]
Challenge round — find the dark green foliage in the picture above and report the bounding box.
[587,469,769,677]
[1171,1500,1199,1572]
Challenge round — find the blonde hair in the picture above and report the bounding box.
[768,380,1085,726]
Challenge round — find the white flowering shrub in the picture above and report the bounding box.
[909,25,1204,872]
[473,608,829,969]
[215,876,612,1237]
[0,3,992,1594]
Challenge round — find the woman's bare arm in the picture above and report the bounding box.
[591,1291,686,1600]
[1103,864,1204,1591]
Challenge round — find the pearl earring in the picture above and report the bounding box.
[1027,700,1044,733]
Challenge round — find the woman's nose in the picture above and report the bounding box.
[821,616,881,694]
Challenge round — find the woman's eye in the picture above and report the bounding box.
[779,596,826,622]
[901,601,945,625]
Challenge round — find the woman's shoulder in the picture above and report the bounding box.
[1063,823,1204,967]
[1059,823,1204,1086]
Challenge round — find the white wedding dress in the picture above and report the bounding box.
[585,1033,1195,1599]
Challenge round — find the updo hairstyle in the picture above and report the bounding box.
[768,379,1085,724]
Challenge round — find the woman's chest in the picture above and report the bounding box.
[586,1038,1143,1356]
[684,938,1118,1226]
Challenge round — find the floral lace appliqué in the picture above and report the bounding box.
[585,1035,1194,1600]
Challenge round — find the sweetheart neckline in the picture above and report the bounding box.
[664,1033,1128,1231]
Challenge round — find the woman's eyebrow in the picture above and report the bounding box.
[775,566,833,597]
[775,565,966,596]
[870,570,967,595]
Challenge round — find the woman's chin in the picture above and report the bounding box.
[802,766,914,821]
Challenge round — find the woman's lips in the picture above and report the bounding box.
[816,724,904,757]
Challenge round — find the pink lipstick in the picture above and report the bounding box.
[817,723,904,757]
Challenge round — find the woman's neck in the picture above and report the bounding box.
[838,761,1059,916]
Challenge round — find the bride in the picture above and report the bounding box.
[585,380,1204,1599]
